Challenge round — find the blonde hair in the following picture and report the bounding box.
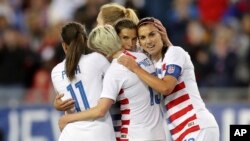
[99,3,139,25]
[88,24,121,57]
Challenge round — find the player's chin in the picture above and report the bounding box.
[123,46,133,51]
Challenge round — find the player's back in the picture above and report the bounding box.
[51,52,115,141]
[101,51,166,141]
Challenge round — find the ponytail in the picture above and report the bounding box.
[61,22,89,81]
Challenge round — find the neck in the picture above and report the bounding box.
[151,52,162,62]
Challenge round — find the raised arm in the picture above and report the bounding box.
[118,55,177,95]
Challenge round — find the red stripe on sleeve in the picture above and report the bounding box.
[123,51,137,59]
[162,63,166,71]
[169,82,185,95]
[168,104,193,123]
[166,94,190,110]
[121,128,128,134]
[170,114,197,135]
[176,125,200,141]
[119,98,129,105]
[121,109,130,114]
[121,120,130,125]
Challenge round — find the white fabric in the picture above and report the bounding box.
[51,52,115,141]
[183,127,220,141]
[100,51,166,141]
[155,46,219,141]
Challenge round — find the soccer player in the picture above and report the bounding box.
[118,17,220,141]
[58,25,166,141]
[51,22,115,141]
[54,2,139,113]
[114,18,139,52]
[53,3,141,139]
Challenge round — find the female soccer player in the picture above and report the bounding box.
[54,2,139,111]
[118,17,220,141]
[51,22,115,141]
[58,25,166,141]
[114,18,139,51]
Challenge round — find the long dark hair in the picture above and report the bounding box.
[61,22,90,81]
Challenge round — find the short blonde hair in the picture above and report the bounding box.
[99,3,139,25]
[88,25,121,57]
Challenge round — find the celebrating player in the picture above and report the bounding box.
[53,2,139,114]
[114,18,139,52]
[118,17,220,141]
[51,22,115,141]
[58,25,166,141]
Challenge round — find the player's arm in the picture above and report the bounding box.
[53,93,75,111]
[118,55,177,95]
[58,98,113,131]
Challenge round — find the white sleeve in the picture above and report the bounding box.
[163,47,185,68]
[94,53,110,74]
[100,67,125,102]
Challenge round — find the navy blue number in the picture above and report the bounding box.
[67,81,90,112]
[148,86,161,105]
[184,138,195,141]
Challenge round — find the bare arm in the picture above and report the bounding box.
[58,98,113,131]
[118,56,177,95]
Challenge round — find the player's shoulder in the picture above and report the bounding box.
[124,50,149,61]
[51,60,65,79]
[166,46,187,55]
[86,52,106,59]
[169,46,185,52]
[51,60,65,74]
[84,52,109,64]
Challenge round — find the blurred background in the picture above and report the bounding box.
[0,0,249,141]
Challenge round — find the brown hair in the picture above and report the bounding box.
[114,18,137,35]
[137,17,171,58]
[61,22,89,81]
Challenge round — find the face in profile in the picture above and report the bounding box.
[138,24,164,57]
[118,28,137,51]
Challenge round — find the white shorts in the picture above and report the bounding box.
[183,127,220,141]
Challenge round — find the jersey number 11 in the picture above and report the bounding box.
[67,81,90,112]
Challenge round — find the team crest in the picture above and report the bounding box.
[167,65,175,74]
[121,134,127,138]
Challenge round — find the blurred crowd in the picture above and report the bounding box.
[0,0,249,104]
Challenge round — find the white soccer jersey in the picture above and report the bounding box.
[51,52,116,141]
[155,46,218,141]
[101,51,166,141]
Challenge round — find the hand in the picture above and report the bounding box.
[154,22,172,46]
[54,93,75,111]
[58,115,69,131]
[117,55,138,72]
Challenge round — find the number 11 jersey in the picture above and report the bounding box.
[51,52,115,141]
